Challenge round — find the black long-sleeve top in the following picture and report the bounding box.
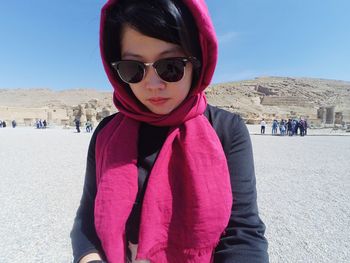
[70,104,269,263]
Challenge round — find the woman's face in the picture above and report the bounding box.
[120,25,193,115]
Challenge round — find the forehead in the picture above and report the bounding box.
[120,25,185,59]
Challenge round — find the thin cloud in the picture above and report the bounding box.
[217,31,239,44]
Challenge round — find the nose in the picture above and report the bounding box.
[143,66,166,91]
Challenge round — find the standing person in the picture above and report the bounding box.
[280,119,285,136]
[12,120,17,128]
[287,119,292,136]
[292,119,297,136]
[43,119,47,128]
[89,122,94,133]
[260,118,266,134]
[304,119,308,135]
[299,118,305,136]
[272,119,278,135]
[75,118,81,133]
[85,121,91,133]
[71,1,269,262]
[294,119,299,135]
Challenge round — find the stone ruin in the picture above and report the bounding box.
[255,85,278,96]
[260,96,313,107]
[0,99,117,128]
[317,106,335,125]
[68,99,116,127]
[316,106,349,129]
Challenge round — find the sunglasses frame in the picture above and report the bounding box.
[111,56,200,84]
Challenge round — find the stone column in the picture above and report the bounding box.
[326,106,335,125]
[317,107,326,124]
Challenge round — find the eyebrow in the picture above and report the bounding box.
[122,46,184,59]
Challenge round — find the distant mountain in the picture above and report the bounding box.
[0,88,113,108]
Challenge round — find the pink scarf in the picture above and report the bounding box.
[95,1,233,262]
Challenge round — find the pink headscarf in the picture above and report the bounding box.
[94,0,232,262]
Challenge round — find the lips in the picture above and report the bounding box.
[148,97,170,105]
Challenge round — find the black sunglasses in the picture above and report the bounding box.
[111,57,200,84]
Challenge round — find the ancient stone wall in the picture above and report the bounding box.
[0,106,51,126]
[261,96,314,107]
[0,103,117,127]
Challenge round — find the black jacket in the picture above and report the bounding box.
[70,104,269,263]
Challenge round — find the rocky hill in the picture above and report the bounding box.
[206,77,350,124]
[1,76,349,126]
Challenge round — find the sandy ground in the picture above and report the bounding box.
[0,126,349,263]
[247,124,350,136]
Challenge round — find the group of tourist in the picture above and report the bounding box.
[260,118,308,136]
[0,119,18,128]
[0,119,49,129]
[74,119,94,133]
[36,119,47,129]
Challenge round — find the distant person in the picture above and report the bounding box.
[70,1,268,262]
[304,119,308,135]
[272,119,278,135]
[0,120,3,128]
[74,119,81,133]
[2,121,6,128]
[299,118,305,136]
[292,119,297,136]
[260,118,266,134]
[89,122,93,132]
[43,119,47,129]
[85,121,93,133]
[36,119,43,129]
[294,119,299,135]
[279,119,286,136]
[287,119,292,136]
[12,120,17,128]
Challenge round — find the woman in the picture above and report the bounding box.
[71,0,269,262]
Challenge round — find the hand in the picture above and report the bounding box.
[79,253,103,263]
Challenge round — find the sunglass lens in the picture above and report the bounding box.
[156,59,184,82]
[117,61,144,83]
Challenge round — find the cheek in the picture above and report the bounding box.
[129,84,142,99]
[128,84,148,105]
[182,68,193,94]
[174,79,192,103]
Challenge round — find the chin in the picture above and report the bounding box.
[151,109,172,115]
[148,106,173,115]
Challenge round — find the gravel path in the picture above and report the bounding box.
[251,135,350,263]
[0,127,90,263]
[0,127,349,262]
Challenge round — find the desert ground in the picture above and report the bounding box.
[0,126,349,263]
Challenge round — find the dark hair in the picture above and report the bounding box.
[103,0,202,85]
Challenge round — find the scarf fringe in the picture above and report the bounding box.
[137,242,218,263]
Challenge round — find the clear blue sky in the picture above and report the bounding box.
[1,0,349,90]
